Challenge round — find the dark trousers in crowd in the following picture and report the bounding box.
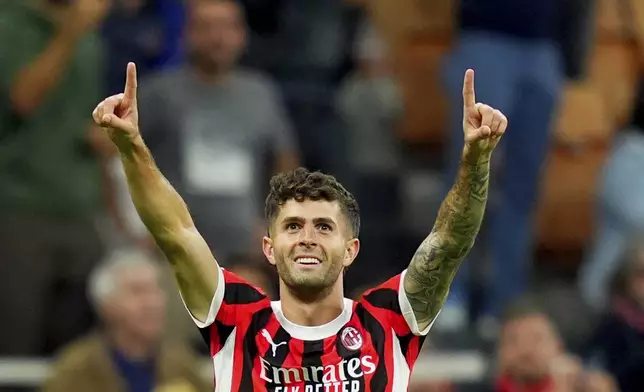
[0,213,103,357]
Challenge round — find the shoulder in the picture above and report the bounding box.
[216,268,272,325]
[51,333,103,371]
[360,273,405,307]
[221,268,271,300]
[354,271,433,336]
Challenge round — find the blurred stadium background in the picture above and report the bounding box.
[0,0,642,391]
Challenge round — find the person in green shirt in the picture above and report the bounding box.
[0,0,112,356]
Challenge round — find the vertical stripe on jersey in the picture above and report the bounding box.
[397,332,425,369]
[335,327,366,390]
[355,303,389,392]
[259,320,291,363]
[202,321,236,357]
[258,320,293,392]
[272,333,304,390]
[302,340,325,385]
[269,327,293,365]
[213,326,237,392]
[391,331,412,391]
[238,307,273,392]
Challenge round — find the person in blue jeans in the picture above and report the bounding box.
[579,84,644,311]
[437,0,594,334]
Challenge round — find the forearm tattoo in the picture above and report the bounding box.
[405,158,490,327]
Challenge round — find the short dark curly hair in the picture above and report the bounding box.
[265,168,360,237]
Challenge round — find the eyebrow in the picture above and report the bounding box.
[281,216,336,226]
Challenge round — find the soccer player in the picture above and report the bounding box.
[92,62,507,391]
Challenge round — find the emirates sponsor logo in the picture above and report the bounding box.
[259,355,376,391]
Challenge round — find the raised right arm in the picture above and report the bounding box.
[120,137,219,323]
[93,63,218,323]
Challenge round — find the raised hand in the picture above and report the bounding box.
[461,69,507,154]
[92,62,140,148]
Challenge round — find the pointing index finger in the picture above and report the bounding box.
[462,69,476,109]
[123,62,138,103]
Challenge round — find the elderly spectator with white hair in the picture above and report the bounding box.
[42,248,209,392]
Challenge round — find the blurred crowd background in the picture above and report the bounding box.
[1,0,644,391]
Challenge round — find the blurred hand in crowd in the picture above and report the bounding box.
[51,0,111,38]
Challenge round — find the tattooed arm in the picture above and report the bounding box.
[403,152,490,330]
[403,69,507,331]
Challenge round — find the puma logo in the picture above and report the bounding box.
[261,329,287,357]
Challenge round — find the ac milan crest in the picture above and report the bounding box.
[340,327,363,351]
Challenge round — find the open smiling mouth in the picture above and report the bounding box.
[294,256,322,266]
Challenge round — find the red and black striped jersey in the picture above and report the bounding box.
[184,268,437,391]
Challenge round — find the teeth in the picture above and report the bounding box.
[297,257,320,265]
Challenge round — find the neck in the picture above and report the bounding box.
[279,281,345,326]
[107,328,156,361]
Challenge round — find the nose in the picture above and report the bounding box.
[298,225,317,247]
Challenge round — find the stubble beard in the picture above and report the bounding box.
[275,254,344,301]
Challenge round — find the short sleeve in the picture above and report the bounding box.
[181,267,270,357]
[359,270,439,337]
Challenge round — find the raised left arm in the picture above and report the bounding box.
[404,69,507,330]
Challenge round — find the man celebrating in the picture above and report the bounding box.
[93,62,507,391]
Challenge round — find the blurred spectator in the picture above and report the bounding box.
[0,0,111,356]
[135,0,359,187]
[584,239,644,392]
[156,0,188,67]
[42,248,209,392]
[102,0,173,96]
[102,155,153,249]
[135,0,299,264]
[337,16,402,176]
[336,16,404,286]
[438,0,595,333]
[491,298,618,392]
[242,0,359,188]
[579,80,644,310]
[494,300,563,391]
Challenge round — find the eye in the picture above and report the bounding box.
[317,223,331,231]
[286,223,300,231]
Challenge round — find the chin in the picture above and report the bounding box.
[282,271,332,291]
[287,274,328,288]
